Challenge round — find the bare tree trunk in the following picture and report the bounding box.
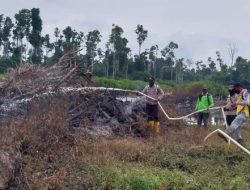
[148,62,151,74]
[139,45,141,58]
[3,42,9,57]
[116,54,120,73]
[170,67,173,81]
[152,61,155,77]
[112,52,115,79]
[91,49,94,72]
[125,60,128,80]
[25,41,29,62]
[16,36,19,50]
[154,60,156,77]
[106,59,109,77]
[228,43,238,67]
[20,40,23,65]
[91,58,94,72]
[176,68,178,83]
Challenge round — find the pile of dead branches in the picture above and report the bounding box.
[0,49,149,137]
[66,90,146,136]
[0,49,90,101]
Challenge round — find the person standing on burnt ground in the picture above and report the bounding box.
[142,77,164,134]
[218,83,250,146]
[224,85,237,126]
[195,86,214,128]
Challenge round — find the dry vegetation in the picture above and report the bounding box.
[1,98,250,190]
[0,51,250,190]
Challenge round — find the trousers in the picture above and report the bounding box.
[225,112,246,140]
[146,104,159,121]
[197,112,209,128]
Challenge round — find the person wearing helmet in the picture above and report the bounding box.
[142,77,164,133]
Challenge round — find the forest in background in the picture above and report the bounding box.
[1,8,250,190]
[0,8,250,89]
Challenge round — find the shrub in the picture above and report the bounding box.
[0,57,16,73]
[0,74,5,80]
[183,81,228,99]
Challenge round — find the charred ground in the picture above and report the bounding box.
[0,51,249,189]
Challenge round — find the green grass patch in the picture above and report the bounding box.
[146,144,250,189]
[107,166,187,190]
[67,163,187,190]
[0,74,5,80]
[180,80,228,98]
[93,77,228,97]
[93,77,147,90]
[93,77,174,90]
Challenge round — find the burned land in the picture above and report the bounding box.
[0,51,249,190]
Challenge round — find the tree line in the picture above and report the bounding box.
[0,8,250,88]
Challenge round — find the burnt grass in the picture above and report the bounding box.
[2,54,249,189]
[0,96,250,190]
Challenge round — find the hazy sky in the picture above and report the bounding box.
[1,0,250,64]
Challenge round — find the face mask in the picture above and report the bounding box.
[234,89,240,94]
[149,81,154,87]
[202,90,208,94]
[229,89,235,96]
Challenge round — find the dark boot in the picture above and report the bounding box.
[236,138,245,146]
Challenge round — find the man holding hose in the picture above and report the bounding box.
[142,77,164,133]
[219,83,249,146]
